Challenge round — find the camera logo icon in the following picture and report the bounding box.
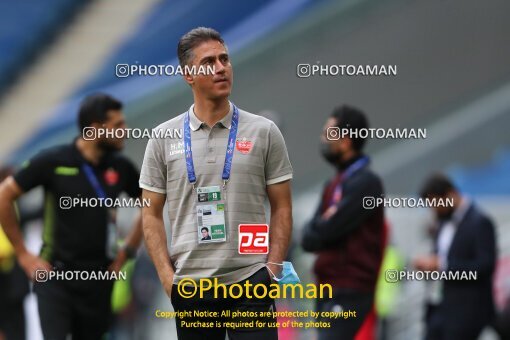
[35,269,49,282]
[326,127,341,141]
[83,127,96,140]
[385,269,399,283]
[363,196,376,209]
[297,64,311,78]
[115,64,130,78]
[59,197,73,210]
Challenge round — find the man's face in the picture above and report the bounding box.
[185,40,233,100]
[95,110,127,151]
[202,230,209,238]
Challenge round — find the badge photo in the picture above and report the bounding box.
[200,226,212,241]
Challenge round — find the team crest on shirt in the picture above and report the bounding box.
[104,168,119,186]
[236,137,253,154]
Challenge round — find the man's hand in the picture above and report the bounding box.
[108,249,127,274]
[18,251,52,280]
[142,189,175,299]
[413,255,440,271]
[266,181,292,282]
[266,263,282,281]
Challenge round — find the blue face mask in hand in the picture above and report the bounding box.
[266,261,301,285]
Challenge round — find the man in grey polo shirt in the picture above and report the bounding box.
[140,27,293,339]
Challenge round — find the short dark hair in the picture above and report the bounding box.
[420,173,457,198]
[177,27,225,67]
[331,105,369,151]
[78,93,122,130]
[201,227,209,233]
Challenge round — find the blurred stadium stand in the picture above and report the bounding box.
[0,0,159,164]
[2,0,326,166]
[0,0,87,95]
[78,0,278,92]
[3,0,510,195]
[450,149,510,195]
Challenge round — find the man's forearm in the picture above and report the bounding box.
[142,214,174,282]
[268,207,292,263]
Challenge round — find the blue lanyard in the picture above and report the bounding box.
[81,163,107,199]
[184,104,239,186]
[342,156,370,180]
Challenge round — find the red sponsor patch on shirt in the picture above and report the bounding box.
[236,138,253,154]
[104,168,119,186]
[238,224,269,254]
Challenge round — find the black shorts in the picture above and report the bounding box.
[35,276,114,340]
[171,267,278,340]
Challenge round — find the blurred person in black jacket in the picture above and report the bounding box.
[302,105,386,340]
[414,174,497,340]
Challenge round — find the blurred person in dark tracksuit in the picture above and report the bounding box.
[302,105,386,340]
[0,94,144,339]
[414,174,497,340]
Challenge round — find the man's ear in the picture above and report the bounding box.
[183,68,194,85]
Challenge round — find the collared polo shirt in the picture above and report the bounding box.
[139,102,293,284]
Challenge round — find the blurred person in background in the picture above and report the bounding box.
[0,93,144,339]
[414,174,497,340]
[301,105,386,340]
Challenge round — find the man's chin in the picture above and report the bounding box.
[208,91,231,101]
[213,81,231,91]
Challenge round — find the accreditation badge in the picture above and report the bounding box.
[196,185,227,244]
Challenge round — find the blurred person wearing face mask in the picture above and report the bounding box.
[414,174,497,340]
[302,105,386,340]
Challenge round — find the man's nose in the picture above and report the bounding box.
[214,59,225,74]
